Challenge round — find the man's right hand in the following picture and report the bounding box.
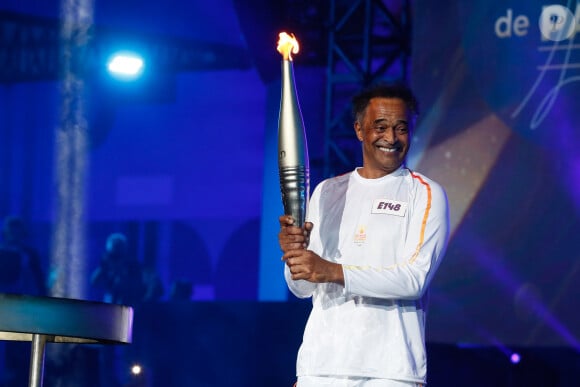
[278,215,313,253]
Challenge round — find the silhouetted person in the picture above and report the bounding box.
[0,216,47,387]
[91,233,163,387]
[91,233,162,306]
[0,216,46,296]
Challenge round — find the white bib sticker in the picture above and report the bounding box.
[371,199,408,217]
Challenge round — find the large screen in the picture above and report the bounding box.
[410,0,580,348]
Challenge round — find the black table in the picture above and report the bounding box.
[0,293,133,387]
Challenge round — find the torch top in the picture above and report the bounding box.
[277,32,300,61]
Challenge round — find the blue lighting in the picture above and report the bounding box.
[106,51,145,80]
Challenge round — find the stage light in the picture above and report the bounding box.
[510,352,521,364]
[107,52,145,80]
[131,364,143,375]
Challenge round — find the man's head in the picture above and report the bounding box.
[352,83,419,178]
[105,233,128,260]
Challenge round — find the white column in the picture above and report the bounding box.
[50,0,94,299]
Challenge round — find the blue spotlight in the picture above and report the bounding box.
[510,352,521,364]
[130,364,142,375]
[107,51,145,80]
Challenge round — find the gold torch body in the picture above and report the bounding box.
[277,38,309,227]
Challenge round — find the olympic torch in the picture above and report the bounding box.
[276,32,310,227]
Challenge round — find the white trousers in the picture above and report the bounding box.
[297,375,423,387]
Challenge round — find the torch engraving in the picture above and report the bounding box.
[277,32,310,227]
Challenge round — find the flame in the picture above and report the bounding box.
[277,32,300,61]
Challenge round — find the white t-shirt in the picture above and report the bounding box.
[285,166,449,383]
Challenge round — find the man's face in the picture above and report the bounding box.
[354,97,412,178]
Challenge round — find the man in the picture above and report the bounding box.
[0,216,46,387]
[90,233,163,387]
[91,233,163,306]
[0,216,45,296]
[279,84,449,386]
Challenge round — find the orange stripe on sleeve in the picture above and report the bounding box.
[409,171,432,264]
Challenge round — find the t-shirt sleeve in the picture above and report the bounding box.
[283,181,324,298]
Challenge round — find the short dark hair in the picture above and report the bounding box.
[351,83,419,122]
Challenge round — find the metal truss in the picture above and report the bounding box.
[0,11,251,83]
[322,0,411,178]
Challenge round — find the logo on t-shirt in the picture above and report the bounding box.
[354,225,366,245]
[371,199,408,217]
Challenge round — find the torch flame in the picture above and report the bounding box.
[277,32,300,61]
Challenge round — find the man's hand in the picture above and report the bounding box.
[278,215,313,253]
[282,248,344,285]
[278,215,344,285]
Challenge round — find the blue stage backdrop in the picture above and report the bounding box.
[2,0,580,352]
[410,0,580,348]
[0,0,327,302]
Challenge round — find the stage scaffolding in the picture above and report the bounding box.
[322,0,412,177]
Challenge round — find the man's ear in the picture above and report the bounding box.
[354,121,363,142]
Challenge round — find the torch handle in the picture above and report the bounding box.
[279,165,309,228]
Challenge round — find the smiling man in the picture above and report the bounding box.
[354,95,411,178]
[279,84,450,387]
